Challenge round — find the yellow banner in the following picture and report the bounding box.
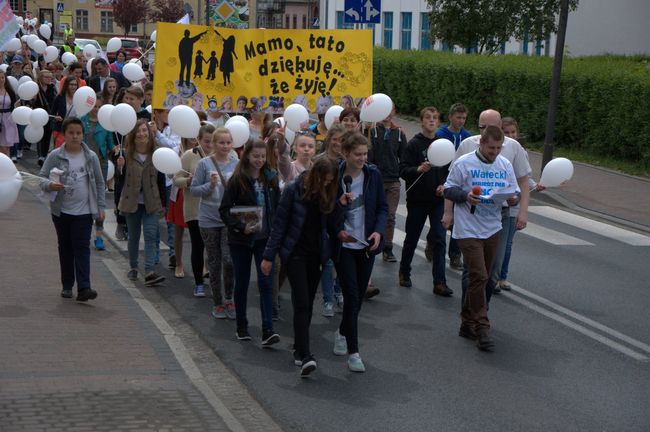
[152,23,373,114]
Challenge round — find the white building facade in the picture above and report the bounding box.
[320,0,650,56]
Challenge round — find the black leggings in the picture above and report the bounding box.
[186,220,205,285]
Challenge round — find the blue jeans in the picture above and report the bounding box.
[125,204,159,273]
[499,216,518,281]
[321,259,341,303]
[335,248,375,354]
[230,239,274,333]
[52,213,93,291]
[400,201,447,284]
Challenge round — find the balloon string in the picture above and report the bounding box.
[405,172,424,194]
[18,171,40,179]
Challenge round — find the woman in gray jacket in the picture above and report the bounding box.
[39,117,106,301]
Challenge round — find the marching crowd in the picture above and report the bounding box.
[6,23,544,378]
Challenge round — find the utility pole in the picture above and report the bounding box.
[542,0,570,170]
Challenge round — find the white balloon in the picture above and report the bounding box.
[61,52,76,66]
[47,22,53,28]
[225,115,249,127]
[11,106,31,125]
[540,157,574,187]
[83,44,96,59]
[7,76,18,92]
[20,35,28,42]
[18,75,33,86]
[18,81,39,100]
[324,105,344,129]
[283,103,309,131]
[128,58,143,68]
[360,93,393,123]
[285,128,295,147]
[110,103,137,135]
[150,30,157,42]
[24,124,44,143]
[122,62,144,82]
[73,86,97,117]
[0,174,23,212]
[26,34,39,49]
[145,105,152,113]
[0,153,18,180]
[86,57,94,76]
[168,104,200,138]
[106,37,122,53]
[44,45,58,62]
[226,121,250,149]
[38,24,51,39]
[4,37,21,52]
[29,108,49,127]
[32,39,47,54]
[0,64,7,73]
[16,16,24,25]
[426,139,455,167]
[98,104,115,132]
[152,147,182,175]
[107,160,115,181]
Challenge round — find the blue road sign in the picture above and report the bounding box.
[344,0,381,24]
[57,2,64,12]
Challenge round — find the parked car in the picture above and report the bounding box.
[106,38,143,62]
[75,38,108,61]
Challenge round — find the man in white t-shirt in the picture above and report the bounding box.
[444,109,531,303]
[444,125,519,351]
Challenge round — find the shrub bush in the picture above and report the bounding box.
[373,48,650,169]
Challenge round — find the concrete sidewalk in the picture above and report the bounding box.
[393,116,650,232]
[0,187,281,432]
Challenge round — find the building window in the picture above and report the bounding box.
[336,11,353,29]
[401,12,412,50]
[292,14,297,29]
[285,14,290,28]
[130,24,138,33]
[10,0,18,11]
[100,11,113,33]
[76,9,89,31]
[302,14,306,29]
[383,12,393,49]
[420,13,431,50]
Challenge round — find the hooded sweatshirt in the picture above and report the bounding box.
[367,121,407,181]
[399,132,449,205]
[436,124,471,150]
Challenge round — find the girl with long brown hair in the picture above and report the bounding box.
[260,157,340,377]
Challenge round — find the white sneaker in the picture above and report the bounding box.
[347,353,366,373]
[322,301,334,317]
[333,330,347,356]
[335,293,344,312]
[17,150,23,159]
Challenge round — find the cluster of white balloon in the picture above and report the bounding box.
[0,153,23,212]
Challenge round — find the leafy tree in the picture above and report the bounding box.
[149,0,185,23]
[113,0,151,36]
[426,0,579,54]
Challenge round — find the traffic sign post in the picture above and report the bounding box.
[344,0,380,24]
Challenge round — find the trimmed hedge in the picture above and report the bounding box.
[373,48,650,169]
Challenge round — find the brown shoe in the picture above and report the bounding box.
[477,331,495,351]
[398,272,412,288]
[459,325,478,340]
[433,283,453,297]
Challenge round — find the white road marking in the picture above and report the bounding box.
[529,206,650,246]
[521,222,594,246]
[102,258,247,432]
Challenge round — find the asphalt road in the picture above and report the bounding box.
[140,195,650,432]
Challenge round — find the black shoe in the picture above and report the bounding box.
[424,242,433,262]
[399,272,412,288]
[458,325,478,340]
[477,332,495,351]
[115,223,128,241]
[261,331,280,347]
[144,272,165,286]
[449,255,463,270]
[293,350,302,366]
[167,255,176,270]
[127,269,138,281]
[60,289,73,298]
[236,328,252,341]
[365,286,380,299]
[382,249,397,262]
[37,157,44,167]
[433,283,453,297]
[76,288,98,302]
[300,356,317,377]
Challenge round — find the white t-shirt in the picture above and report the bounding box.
[445,151,519,240]
[455,135,531,179]
[342,172,366,250]
[60,151,91,215]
